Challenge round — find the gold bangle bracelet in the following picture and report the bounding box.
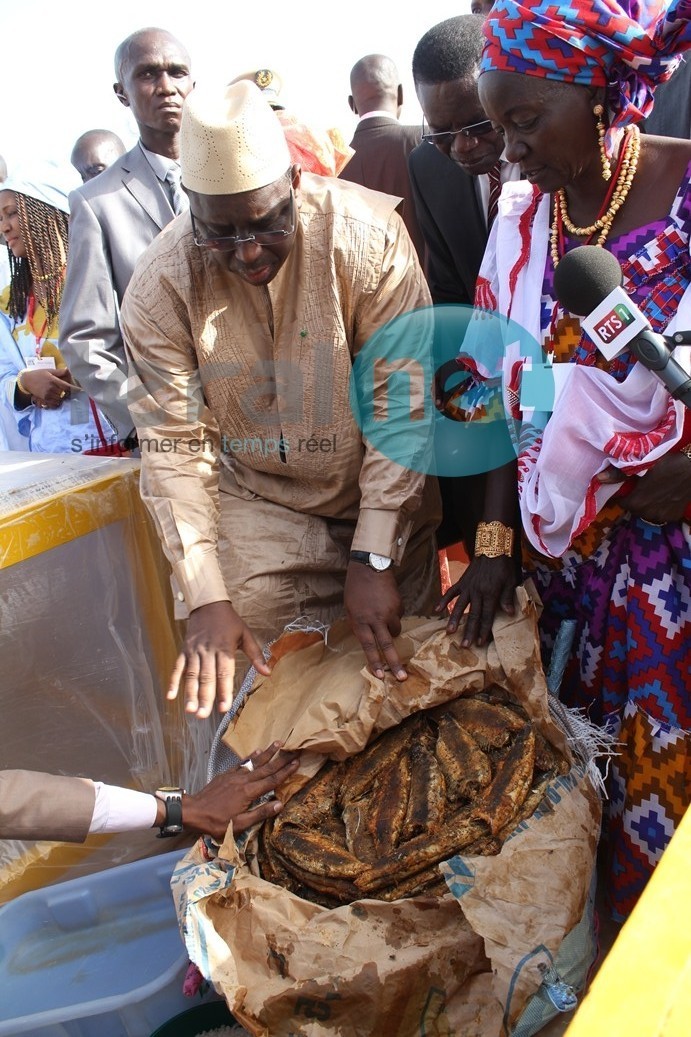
[475,520,514,558]
[16,371,31,396]
[681,443,691,461]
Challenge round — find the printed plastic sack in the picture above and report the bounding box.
[172,589,602,1036]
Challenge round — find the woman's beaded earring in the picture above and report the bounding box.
[593,104,611,181]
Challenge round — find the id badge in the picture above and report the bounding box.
[25,356,56,370]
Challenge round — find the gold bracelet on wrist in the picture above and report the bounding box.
[16,371,31,396]
[680,443,691,461]
[474,520,514,558]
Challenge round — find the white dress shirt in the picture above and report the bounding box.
[476,159,522,228]
[89,782,157,833]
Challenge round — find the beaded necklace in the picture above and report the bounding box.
[550,125,641,268]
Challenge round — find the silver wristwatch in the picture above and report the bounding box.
[349,550,393,571]
[154,786,185,837]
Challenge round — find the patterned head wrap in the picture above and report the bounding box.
[481,0,691,133]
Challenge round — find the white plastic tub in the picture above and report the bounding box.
[0,850,221,1037]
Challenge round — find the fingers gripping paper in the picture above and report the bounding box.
[171,589,602,1036]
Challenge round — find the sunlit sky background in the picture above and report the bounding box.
[1,0,473,186]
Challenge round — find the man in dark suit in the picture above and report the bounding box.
[409,14,519,306]
[644,56,691,139]
[59,28,194,446]
[70,129,127,183]
[408,14,520,549]
[339,54,425,262]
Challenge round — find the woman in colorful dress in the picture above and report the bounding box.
[0,168,117,453]
[440,0,691,920]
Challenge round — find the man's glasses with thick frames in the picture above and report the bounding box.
[421,118,495,149]
[192,190,295,252]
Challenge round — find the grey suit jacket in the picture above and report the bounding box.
[59,143,177,440]
[340,118,425,261]
[0,769,95,842]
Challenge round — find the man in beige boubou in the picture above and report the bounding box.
[121,81,441,720]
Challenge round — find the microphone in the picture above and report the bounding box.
[553,245,691,408]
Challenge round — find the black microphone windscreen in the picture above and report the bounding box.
[552,245,623,316]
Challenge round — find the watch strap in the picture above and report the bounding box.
[155,788,184,838]
[349,551,371,566]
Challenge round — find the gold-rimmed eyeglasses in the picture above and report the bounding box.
[192,191,295,252]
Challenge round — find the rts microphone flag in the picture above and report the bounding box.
[553,245,691,407]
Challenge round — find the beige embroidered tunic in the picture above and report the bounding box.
[121,174,436,615]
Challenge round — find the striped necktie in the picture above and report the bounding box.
[165,167,187,216]
[486,162,503,229]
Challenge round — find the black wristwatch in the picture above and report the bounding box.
[155,786,185,837]
[349,550,393,571]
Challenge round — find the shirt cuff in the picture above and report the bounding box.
[350,508,413,564]
[170,552,231,617]
[89,783,158,834]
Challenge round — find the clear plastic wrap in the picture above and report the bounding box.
[0,452,217,903]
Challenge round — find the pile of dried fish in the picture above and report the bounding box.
[255,688,569,906]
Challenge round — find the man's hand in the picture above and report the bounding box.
[344,562,406,680]
[182,742,300,840]
[597,454,691,524]
[435,555,516,647]
[168,600,271,719]
[18,367,75,409]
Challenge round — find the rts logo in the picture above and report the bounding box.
[596,303,635,344]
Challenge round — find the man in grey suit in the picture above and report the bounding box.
[59,27,194,446]
[339,54,425,262]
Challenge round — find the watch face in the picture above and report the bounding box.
[369,553,392,571]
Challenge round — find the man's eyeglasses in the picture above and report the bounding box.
[421,119,495,148]
[192,191,295,252]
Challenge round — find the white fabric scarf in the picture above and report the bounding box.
[475,182,688,559]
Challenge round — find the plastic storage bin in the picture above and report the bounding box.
[0,850,221,1037]
[0,453,215,905]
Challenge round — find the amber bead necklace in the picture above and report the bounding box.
[550,125,641,268]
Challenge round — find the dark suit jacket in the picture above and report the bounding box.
[644,56,691,139]
[407,142,492,550]
[60,144,177,439]
[408,142,489,307]
[339,117,425,261]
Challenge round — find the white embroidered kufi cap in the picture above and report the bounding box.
[180,80,291,195]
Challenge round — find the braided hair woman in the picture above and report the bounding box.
[0,168,117,452]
